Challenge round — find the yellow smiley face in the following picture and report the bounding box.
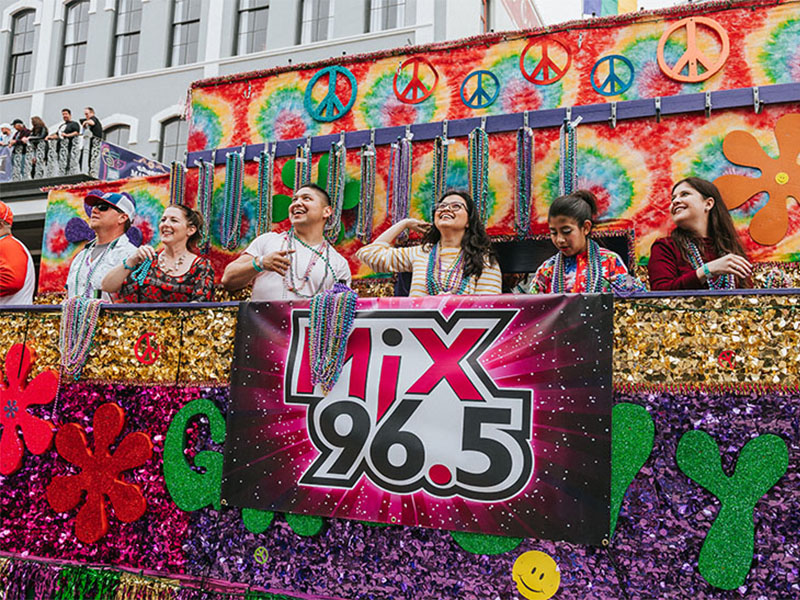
[512,550,561,600]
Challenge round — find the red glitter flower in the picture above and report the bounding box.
[46,402,153,544]
[0,344,58,475]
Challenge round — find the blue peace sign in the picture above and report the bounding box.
[304,65,358,122]
[460,70,500,109]
[590,55,634,97]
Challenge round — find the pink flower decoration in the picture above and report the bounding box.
[0,344,58,475]
[46,402,153,544]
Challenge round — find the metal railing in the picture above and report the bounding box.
[6,135,103,181]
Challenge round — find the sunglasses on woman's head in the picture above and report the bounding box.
[94,203,121,213]
[434,201,467,213]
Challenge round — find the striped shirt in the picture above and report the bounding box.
[356,241,502,297]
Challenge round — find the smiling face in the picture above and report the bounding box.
[670,181,713,234]
[512,551,561,600]
[289,186,332,228]
[549,215,591,257]
[62,110,71,122]
[159,206,196,248]
[433,194,470,233]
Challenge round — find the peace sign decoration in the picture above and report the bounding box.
[460,70,500,109]
[304,65,358,122]
[590,55,634,97]
[657,17,729,83]
[134,332,160,365]
[520,38,572,85]
[393,56,439,104]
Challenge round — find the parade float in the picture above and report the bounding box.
[2,1,799,598]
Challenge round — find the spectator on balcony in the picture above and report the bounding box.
[7,119,30,148]
[46,109,81,141]
[80,107,104,139]
[222,184,351,300]
[66,190,137,300]
[356,190,501,297]
[102,205,214,303]
[648,177,752,290]
[20,116,48,145]
[0,201,35,305]
[0,123,12,146]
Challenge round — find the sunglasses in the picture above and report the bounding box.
[93,203,121,213]
[434,201,467,213]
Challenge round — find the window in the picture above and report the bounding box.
[159,118,187,164]
[62,0,89,85]
[7,10,35,93]
[113,0,141,76]
[300,0,334,44]
[105,125,130,147]
[237,0,269,55]
[171,0,201,66]
[369,0,405,32]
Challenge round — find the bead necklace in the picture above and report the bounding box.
[559,118,579,195]
[356,141,376,243]
[131,256,153,285]
[515,125,534,238]
[389,133,412,242]
[59,296,103,379]
[325,139,346,244]
[71,238,119,298]
[308,282,358,395]
[685,240,735,290]
[432,134,449,219]
[221,151,244,251]
[256,145,275,236]
[197,159,214,253]
[169,160,186,206]
[468,125,490,224]
[294,140,312,191]
[426,244,470,295]
[553,238,603,293]
[158,251,189,276]
[283,229,336,298]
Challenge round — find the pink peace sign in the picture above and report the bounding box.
[134,332,160,365]
[520,38,572,85]
[393,56,439,104]
[657,17,730,83]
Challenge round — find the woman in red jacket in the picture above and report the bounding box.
[648,177,751,290]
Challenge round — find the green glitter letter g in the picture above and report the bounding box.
[676,430,788,590]
[163,398,226,511]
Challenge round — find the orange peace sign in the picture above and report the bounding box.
[657,17,729,83]
[520,38,572,85]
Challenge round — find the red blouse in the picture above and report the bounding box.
[647,237,717,291]
[119,254,215,303]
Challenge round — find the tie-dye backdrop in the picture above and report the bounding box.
[37,1,800,294]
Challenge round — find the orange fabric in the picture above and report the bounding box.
[0,235,29,295]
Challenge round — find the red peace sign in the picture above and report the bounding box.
[393,56,439,104]
[134,332,160,365]
[657,17,729,83]
[520,38,572,85]
[717,350,736,369]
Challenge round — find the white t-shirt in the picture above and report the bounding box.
[245,232,351,301]
[66,234,137,301]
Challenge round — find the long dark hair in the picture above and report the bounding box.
[669,178,748,278]
[168,204,204,251]
[421,190,497,281]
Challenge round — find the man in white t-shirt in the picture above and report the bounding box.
[66,190,138,300]
[222,183,351,300]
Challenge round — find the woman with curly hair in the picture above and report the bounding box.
[356,190,501,296]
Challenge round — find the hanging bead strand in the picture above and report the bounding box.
[256,144,275,236]
[59,296,104,380]
[432,126,449,217]
[559,115,581,196]
[221,150,244,251]
[169,160,186,206]
[356,136,376,243]
[197,158,214,253]
[325,135,346,244]
[468,121,490,224]
[390,130,413,243]
[308,282,359,395]
[515,118,534,238]
[294,139,312,192]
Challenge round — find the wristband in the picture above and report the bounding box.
[252,256,264,273]
[702,264,711,280]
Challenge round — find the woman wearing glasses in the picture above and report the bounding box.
[356,190,501,296]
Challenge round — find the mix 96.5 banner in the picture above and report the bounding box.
[222,295,612,544]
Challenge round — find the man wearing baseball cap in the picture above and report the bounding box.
[0,201,35,305]
[66,190,138,300]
